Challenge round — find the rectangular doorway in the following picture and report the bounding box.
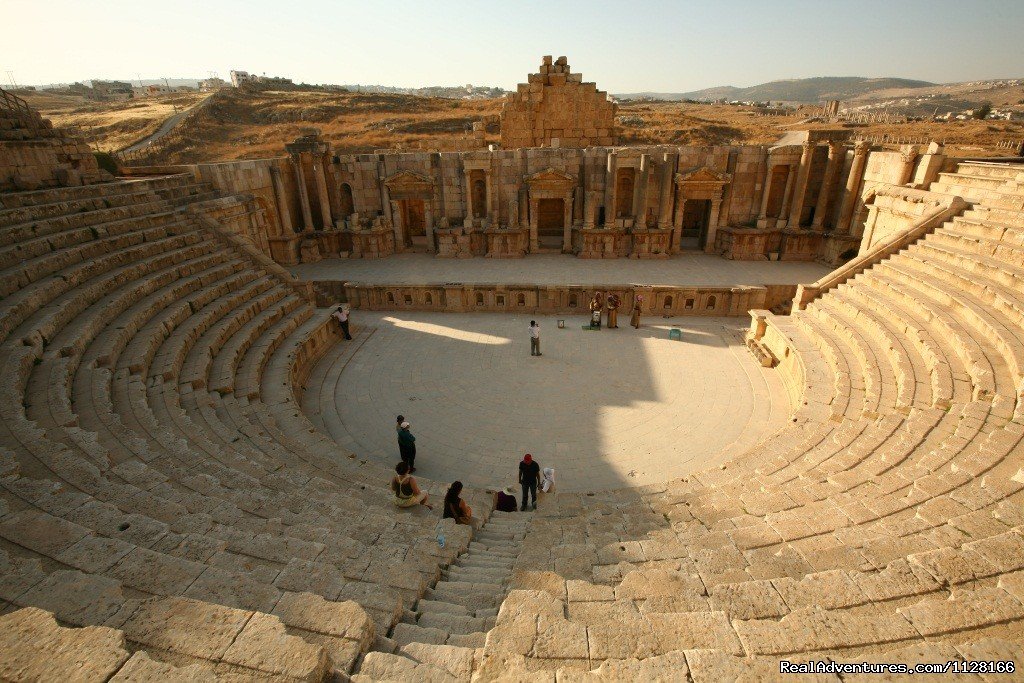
[536,198,565,249]
[400,199,426,249]
[679,199,711,250]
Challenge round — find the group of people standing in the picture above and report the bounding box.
[590,291,642,330]
[389,416,550,528]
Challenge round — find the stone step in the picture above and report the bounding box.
[397,642,482,681]
[444,567,510,584]
[417,611,494,635]
[415,599,472,617]
[390,622,448,648]
[427,582,505,608]
[354,651,458,683]
[465,542,519,557]
[455,557,516,571]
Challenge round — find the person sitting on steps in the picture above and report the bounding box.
[443,480,477,528]
[391,461,431,509]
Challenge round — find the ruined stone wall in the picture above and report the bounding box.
[500,56,617,149]
[1,102,104,192]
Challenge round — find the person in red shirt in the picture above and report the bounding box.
[518,454,540,511]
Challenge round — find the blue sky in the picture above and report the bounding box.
[4,0,1023,90]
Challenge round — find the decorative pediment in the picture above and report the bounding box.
[385,170,434,189]
[526,168,577,192]
[384,170,435,199]
[675,167,731,185]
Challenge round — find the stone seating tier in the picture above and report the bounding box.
[0,175,492,678]
[2,161,1024,680]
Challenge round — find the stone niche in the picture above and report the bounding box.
[500,55,618,149]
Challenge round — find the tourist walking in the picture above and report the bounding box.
[443,481,477,528]
[391,462,431,509]
[519,453,540,511]
[630,295,643,329]
[398,420,416,472]
[332,304,353,340]
[606,293,620,329]
[529,320,542,356]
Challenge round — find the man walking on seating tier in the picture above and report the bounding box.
[519,453,540,511]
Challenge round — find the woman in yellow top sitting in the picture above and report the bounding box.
[391,461,432,509]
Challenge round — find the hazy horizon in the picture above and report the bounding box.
[5,0,1024,92]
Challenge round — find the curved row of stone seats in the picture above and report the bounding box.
[0,176,488,677]
[373,163,1024,678]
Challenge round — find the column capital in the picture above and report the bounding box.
[853,140,871,155]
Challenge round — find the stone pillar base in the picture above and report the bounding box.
[349,227,395,259]
[628,228,672,259]
[268,235,302,266]
[484,228,529,258]
[577,228,630,259]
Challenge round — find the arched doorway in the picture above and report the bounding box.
[615,168,635,218]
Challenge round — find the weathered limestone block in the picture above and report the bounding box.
[0,607,131,682]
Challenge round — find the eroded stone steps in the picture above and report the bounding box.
[358,510,533,677]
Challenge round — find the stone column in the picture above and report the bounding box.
[671,194,685,254]
[462,166,473,226]
[705,198,724,252]
[779,164,798,227]
[312,160,333,230]
[583,190,596,229]
[657,154,675,229]
[292,155,314,232]
[268,165,294,234]
[484,170,494,218]
[897,145,919,185]
[424,203,435,253]
[390,199,403,250]
[837,141,869,234]
[529,198,539,251]
[811,141,843,231]
[787,141,816,229]
[757,162,776,221]
[603,152,617,227]
[563,191,574,252]
[634,154,650,228]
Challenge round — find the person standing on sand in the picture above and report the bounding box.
[332,304,352,340]
[631,294,643,329]
[529,320,542,356]
[398,421,416,472]
[606,293,620,329]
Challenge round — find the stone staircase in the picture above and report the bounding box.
[356,511,534,681]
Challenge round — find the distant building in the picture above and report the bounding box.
[229,70,253,88]
[198,77,227,92]
[89,79,133,100]
[230,70,293,88]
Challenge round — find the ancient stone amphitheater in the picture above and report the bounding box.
[1,85,1024,681]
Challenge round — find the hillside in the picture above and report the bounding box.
[620,76,936,103]
[24,86,1024,164]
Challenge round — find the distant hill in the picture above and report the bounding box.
[618,76,936,103]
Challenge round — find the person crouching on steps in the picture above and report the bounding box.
[519,453,540,510]
[391,462,431,509]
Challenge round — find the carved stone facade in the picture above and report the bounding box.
[173,130,952,267]
[500,56,617,149]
